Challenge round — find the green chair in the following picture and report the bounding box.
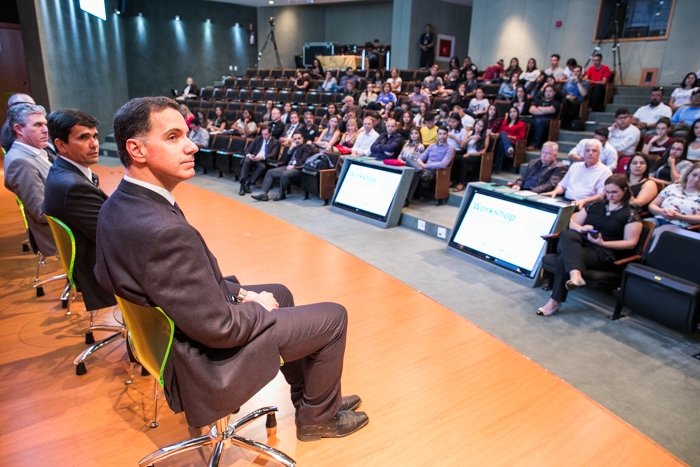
[45,216,126,376]
[116,296,296,467]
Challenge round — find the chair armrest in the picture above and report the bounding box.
[686,224,700,232]
[613,255,642,267]
[541,232,561,240]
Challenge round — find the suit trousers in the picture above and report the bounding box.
[241,281,346,425]
[240,158,268,186]
[261,167,302,194]
[531,117,552,149]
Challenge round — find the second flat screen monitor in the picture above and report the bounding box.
[332,162,403,222]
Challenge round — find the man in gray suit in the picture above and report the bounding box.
[511,142,568,194]
[1,93,35,151]
[94,97,368,440]
[3,103,57,256]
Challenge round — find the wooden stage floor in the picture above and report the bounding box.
[0,164,687,467]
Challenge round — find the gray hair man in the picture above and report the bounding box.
[511,142,568,194]
[2,93,36,151]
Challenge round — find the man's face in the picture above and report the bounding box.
[131,108,198,188]
[450,69,458,79]
[346,81,354,91]
[363,118,373,133]
[615,113,630,129]
[583,144,601,166]
[385,120,396,134]
[544,87,555,100]
[550,56,559,69]
[414,86,421,94]
[593,134,607,145]
[14,113,48,149]
[691,92,700,107]
[466,70,474,81]
[540,145,557,164]
[186,77,194,86]
[305,114,314,126]
[261,129,270,141]
[55,124,100,166]
[271,109,281,121]
[292,133,303,145]
[437,129,448,144]
[573,67,582,79]
[346,68,354,76]
[593,56,601,67]
[290,113,299,125]
[650,90,662,106]
[431,66,438,76]
[344,97,353,108]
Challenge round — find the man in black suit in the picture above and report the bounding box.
[175,77,199,102]
[267,107,285,139]
[95,97,367,439]
[238,126,280,196]
[251,132,313,202]
[369,118,404,160]
[43,109,116,311]
[511,142,568,193]
[279,111,300,147]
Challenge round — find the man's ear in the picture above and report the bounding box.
[54,138,67,155]
[126,138,147,164]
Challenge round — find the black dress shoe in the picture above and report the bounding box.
[251,193,269,201]
[296,410,369,442]
[272,193,287,201]
[340,395,362,412]
[238,186,246,196]
[244,184,252,193]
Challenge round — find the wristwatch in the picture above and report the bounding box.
[235,288,248,302]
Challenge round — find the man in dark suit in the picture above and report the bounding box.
[267,107,285,139]
[238,126,280,196]
[279,111,300,147]
[511,142,568,194]
[175,77,199,102]
[369,118,404,160]
[251,132,313,202]
[95,97,367,439]
[42,109,116,311]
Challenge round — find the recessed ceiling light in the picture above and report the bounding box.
[175,15,180,20]
[269,1,274,4]
[138,12,143,17]
[206,18,211,23]
[234,22,240,27]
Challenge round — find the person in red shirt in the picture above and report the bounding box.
[493,106,527,173]
[584,53,611,112]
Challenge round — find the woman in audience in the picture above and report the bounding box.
[669,72,698,111]
[314,115,341,151]
[435,104,451,127]
[261,100,274,122]
[468,88,490,119]
[207,106,227,132]
[319,71,337,92]
[449,56,461,72]
[377,83,397,108]
[649,140,691,185]
[293,70,309,91]
[537,174,642,316]
[497,73,519,100]
[397,111,415,139]
[371,70,383,87]
[398,127,425,165]
[492,107,526,173]
[625,153,658,212]
[386,68,402,93]
[520,58,541,84]
[179,105,194,128]
[309,58,324,79]
[453,119,490,192]
[641,117,674,161]
[414,101,429,127]
[648,162,700,228]
[336,118,359,152]
[527,73,548,98]
[684,118,700,161]
[196,110,209,129]
[511,85,531,117]
[280,102,293,124]
[380,101,396,119]
[504,58,522,80]
[320,103,339,129]
[451,82,471,109]
[485,105,503,135]
[446,112,467,151]
[231,109,258,138]
[359,85,378,108]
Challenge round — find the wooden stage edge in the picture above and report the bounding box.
[0,164,687,467]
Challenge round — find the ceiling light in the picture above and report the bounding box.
[269,1,274,4]
[234,22,240,28]
[114,9,121,15]
[175,15,180,20]
[138,12,143,17]
[206,18,211,23]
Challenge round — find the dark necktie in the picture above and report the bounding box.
[173,202,186,219]
[91,173,99,188]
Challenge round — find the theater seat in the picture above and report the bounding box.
[302,153,340,205]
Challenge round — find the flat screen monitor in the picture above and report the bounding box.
[332,162,403,222]
[80,0,106,20]
[449,188,559,277]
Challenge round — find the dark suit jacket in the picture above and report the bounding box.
[267,120,285,139]
[183,83,199,98]
[370,132,405,160]
[94,180,279,427]
[246,136,280,161]
[280,144,313,167]
[514,159,568,193]
[42,157,116,310]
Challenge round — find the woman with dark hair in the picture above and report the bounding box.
[498,73,520,100]
[641,117,674,160]
[492,106,526,173]
[231,109,258,137]
[314,115,341,150]
[485,104,503,135]
[309,58,324,79]
[451,82,471,109]
[504,58,522,80]
[625,153,658,211]
[446,112,467,150]
[413,101,429,127]
[684,118,700,161]
[453,119,490,192]
[377,82,397,108]
[436,104,451,127]
[261,100,274,122]
[207,106,227,132]
[537,174,642,316]
[449,56,460,72]
[669,72,698,111]
[649,140,692,185]
[520,58,541,84]
[319,71,337,92]
[195,110,209,130]
[511,85,531,116]
[398,127,425,165]
[293,70,309,91]
[372,70,384,87]
[320,103,338,129]
[380,101,395,119]
[648,162,700,228]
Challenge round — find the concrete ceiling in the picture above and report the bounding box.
[207,0,472,8]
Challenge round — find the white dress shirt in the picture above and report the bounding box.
[124,175,176,205]
[352,129,379,156]
[558,161,612,201]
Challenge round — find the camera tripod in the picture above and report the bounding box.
[585,1,624,86]
[258,17,282,69]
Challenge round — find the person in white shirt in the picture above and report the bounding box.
[386,68,402,94]
[187,119,209,148]
[451,104,475,132]
[669,72,698,111]
[349,117,380,157]
[520,58,541,84]
[631,87,672,133]
[468,88,490,118]
[543,138,612,209]
[568,127,618,172]
[544,54,567,81]
[608,108,641,157]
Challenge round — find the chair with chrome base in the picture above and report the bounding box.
[45,215,126,376]
[115,296,296,467]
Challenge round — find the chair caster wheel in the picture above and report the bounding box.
[23,244,30,252]
[265,413,277,429]
[85,331,95,345]
[36,286,45,297]
[76,362,87,376]
[150,421,159,428]
[141,366,150,377]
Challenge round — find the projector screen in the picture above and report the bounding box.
[80,0,106,20]
[332,162,403,221]
[450,190,558,277]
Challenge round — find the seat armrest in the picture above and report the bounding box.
[541,232,561,240]
[613,255,642,267]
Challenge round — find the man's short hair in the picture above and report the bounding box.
[7,93,34,107]
[303,111,313,117]
[259,125,270,133]
[113,96,179,168]
[289,111,298,118]
[292,131,304,138]
[593,53,603,59]
[551,54,560,60]
[566,58,577,67]
[8,103,47,138]
[542,141,559,153]
[656,116,672,128]
[614,108,630,117]
[593,127,609,138]
[47,109,100,143]
[651,86,664,95]
[191,118,201,127]
[423,112,435,122]
[573,65,582,73]
[437,126,448,134]
[346,67,353,72]
[583,138,603,152]
[544,85,555,92]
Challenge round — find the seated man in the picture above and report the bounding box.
[405,126,455,205]
[408,83,431,108]
[42,109,116,311]
[481,59,505,83]
[238,126,280,196]
[452,104,475,132]
[369,118,404,160]
[279,111,300,147]
[2,93,35,151]
[267,108,285,140]
[340,95,357,117]
[528,85,561,149]
[631,87,672,134]
[423,65,444,96]
[339,109,356,134]
[299,112,318,143]
[187,119,209,148]
[559,65,589,129]
[349,117,380,157]
[542,138,612,209]
[419,112,438,146]
[441,68,463,96]
[339,67,360,89]
[341,81,360,105]
[671,88,700,128]
[544,54,567,81]
[252,132,312,202]
[463,69,479,98]
[97,97,368,438]
[3,103,57,256]
[568,127,618,172]
[511,142,568,194]
[175,77,199,102]
[583,53,610,112]
[608,108,641,158]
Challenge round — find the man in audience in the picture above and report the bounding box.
[176,77,199,102]
[339,67,360,89]
[583,53,611,111]
[339,109,357,133]
[452,104,475,131]
[2,93,36,151]
[187,119,209,148]
[340,95,357,117]
[299,112,318,143]
[511,142,567,194]
[608,108,641,157]
[350,117,380,157]
[631,87,672,133]
[442,68,463,96]
[420,112,438,146]
[529,85,561,149]
[367,111,386,136]
[544,54,566,81]
[267,108,285,139]
[463,69,479,98]
[423,65,444,95]
[341,81,361,104]
[42,109,116,312]
[417,24,435,69]
[461,56,478,79]
[279,111,300,147]
[409,83,431,107]
[252,132,312,202]
[405,126,455,205]
[542,138,612,209]
[238,126,280,196]
[568,127,618,172]
[560,65,589,129]
[563,58,577,80]
[671,88,700,128]
[3,104,56,256]
[481,59,505,83]
[98,97,367,439]
[369,118,404,160]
